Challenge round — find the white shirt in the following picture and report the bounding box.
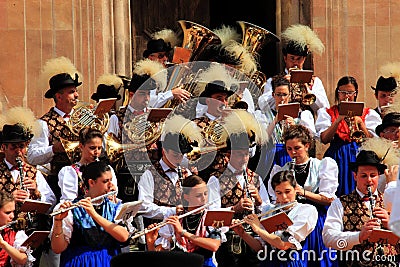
[27,107,71,166]
[5,159,57,209]
[258,69,330,114]
[138,159,192,220]
[149,90,173,108]
[315,106,382,141]
[322,188,378,250]
[58,163,119,201]
[207,163,270,211]
[267,157,338,203]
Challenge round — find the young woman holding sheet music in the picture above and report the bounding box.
[51,161,128,267]
[268,124,339,267]
[150,175,223,267]
[0,191,33,266]
[315,76,381,197]
[57,127,118,201]
[232,170,317,267]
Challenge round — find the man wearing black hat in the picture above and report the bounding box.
[91,73,123,113]
[371,76,398,118]
[258,24,330,115]
[207,131,269,267]
[323,150,398,266]
[27,57,82,203]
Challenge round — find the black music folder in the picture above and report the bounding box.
[204,210,234,228]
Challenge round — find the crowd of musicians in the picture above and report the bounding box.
[1,21,400,267]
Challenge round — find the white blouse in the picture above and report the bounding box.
[267,157,338,203]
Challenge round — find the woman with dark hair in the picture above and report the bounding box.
[268,124,339,267]
[51,161,128,267]
[315,76,381,197]
[151,175,223,267]
[0,191,32,266]
[232,170,318,267]
[58,127,118,201]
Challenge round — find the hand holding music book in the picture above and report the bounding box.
[147,108,173,123]
[22,231,50,249]
[369,229,400,245]
[260,211,293,233]
[20,199,52,214]
[114,200,144,221]
[277,103,300,122]
[204,210,235,228]
[338,102,364,117]
[93,98,117,116]
[290,70,313,84]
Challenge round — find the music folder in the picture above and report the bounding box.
[277,102,300,122]
[369,229,400,245]
[20,199,52,214]
[22,231,50,249]
[338,102,364,116]
[147,108,173,123]
[290,70,313,84]
[93,98,117,116]
[204,210,235,228]
[114,200,144,221]
[260,211,293,233]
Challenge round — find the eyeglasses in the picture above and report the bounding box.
[274,93,289,97]
[149,53,167,59]
[338,90,357,96]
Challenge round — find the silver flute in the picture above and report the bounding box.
[50,191,117,216]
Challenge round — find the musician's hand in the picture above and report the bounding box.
[373,207,389,229]
[294,184,304,196]
[283,74,291,82]
[284,115,295,126]
[175,205,184,215]
[248,184,262,206]
[190,166,199,175]
[384,165,399,184]
[231,219,245,236]
[55,201,73,220]
[235,198,254,213]
[336,114,346,123]
[79,197,96,217]
[172,86,191,102]
[145,223,160,250]
[359,218,381,242]
[23,177,37,191]
[12,189,29,202]
[244,213,262,232]
[165,216,183,235]
[52,140,65,153]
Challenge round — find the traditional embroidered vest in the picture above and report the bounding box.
[40,108,79,174]
[326,105,370,143]
[219,167,260,218]
[149,161,189,208]
[340,190,398,266]
[0,161,41,222]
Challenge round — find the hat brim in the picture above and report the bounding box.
[0,134,33,144]
[198,90,235,105]
[349,162,387,174]
[91,93,121,102]
[376,122,400,136]
[45,81,82,98]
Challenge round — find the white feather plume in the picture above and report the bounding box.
[39,56,82,90]
[281,24,325,56]
[152,29,180,48]
[213,25,241,45]
[0,106,41,137]
[133,59,167,90]
[163,114,203,144]
[96,74,123,89]
[379,62,400,80]
[359,137,400,167]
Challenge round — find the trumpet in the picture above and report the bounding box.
[0,218,26,231]
[130,201,214,240]
[288,67,316,106]
[50,191,117,216]
[229,201,297,229]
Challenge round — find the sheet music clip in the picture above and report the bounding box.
[204,210,234,229]
[22,231,50,249]
[20,199,52,214]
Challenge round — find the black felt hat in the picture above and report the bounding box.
[282,40,309,57]
[143,39,172,58]
[226,131,256,151]
[162,132,195,154]
[0,124,33,143]
[349,150,387,174]
[45,73,82,98]
[375,112,400,135]
[198,80,235,105]
[128,74,156,93]
[91,84,122,102]
[371,76,397,92]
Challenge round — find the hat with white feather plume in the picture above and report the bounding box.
[0,107,40,143]
[281,24,325,56]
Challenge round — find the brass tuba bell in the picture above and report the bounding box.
[178,20,222,62]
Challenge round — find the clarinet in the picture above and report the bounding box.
[15,157,27,192]
[367,186,384,255]
[289,158,305,200]
[177,164,184,187]
[243,167,256,214]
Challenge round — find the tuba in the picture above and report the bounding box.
[237,21,280,89]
